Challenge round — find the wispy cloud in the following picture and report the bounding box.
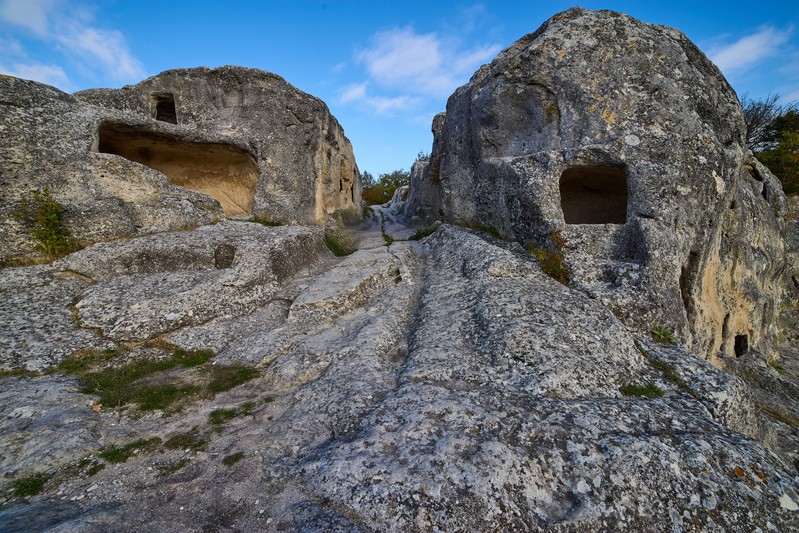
[710,26,792,73]
[356,26,500,97]
[337,81,421,115]
[340,20,501,118]
[0,0,145,88]
[339,82,367,104]
[0,61,70,87]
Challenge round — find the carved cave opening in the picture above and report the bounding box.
[151,93,178,124]
[98,122,258,215]
[734,334,749,357]
[559,165,628,224]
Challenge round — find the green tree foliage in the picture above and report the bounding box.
[742,94,799,196]
[362,169,410,205]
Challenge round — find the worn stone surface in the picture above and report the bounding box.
[405,8,789,364]
[0,66,360,265]
[1,212,798,532]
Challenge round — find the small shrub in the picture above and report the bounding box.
[620,382,664,398]
[324,229,356,257]
[652,326,677,345]
[250,215,284,227]
[99,437,162,463]
[409,225,438,241]
[383,232,395,246]
[221,451,245,466]
[526,230,571,285]
[12,473,53,498]
[12,187,81,259]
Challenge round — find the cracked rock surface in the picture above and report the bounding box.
[1,208,798,532]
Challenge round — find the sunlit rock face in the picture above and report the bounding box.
[0,66,360,264]
[408,7,789,362]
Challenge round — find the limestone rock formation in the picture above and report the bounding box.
[2,8,799,533]
[0,66,360,265]
[405,8,789,366]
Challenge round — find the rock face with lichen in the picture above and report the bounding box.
[0,66,360,265]
[1,8,799,533]
[406,8,789,366]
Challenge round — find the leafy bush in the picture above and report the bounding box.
[12,187,81,259]
[526,230,571,285]
[362,169,410,205]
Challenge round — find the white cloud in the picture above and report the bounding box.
[365,95,419,114]
[356,26,500,98]
[339,82,367,104]
[710,26,792,73]
[56,21,145,80]
[0,0,56,35]
[0,61,70,87]
[0,0,145,83]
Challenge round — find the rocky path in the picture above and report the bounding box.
[1,208,798,531]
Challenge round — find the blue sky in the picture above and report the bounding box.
[1,1,798,176]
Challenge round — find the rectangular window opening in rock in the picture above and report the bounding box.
[97,122,258,215]
[151,93,178,124]
[559,165,628,224]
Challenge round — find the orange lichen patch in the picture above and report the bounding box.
[733,466,746,478]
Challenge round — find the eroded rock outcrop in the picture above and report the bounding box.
[0,66,361,265]
[405,8,789,365]
[2,8,799,533]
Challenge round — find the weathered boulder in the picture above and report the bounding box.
[408,8,789,363]
[0,67,361,265]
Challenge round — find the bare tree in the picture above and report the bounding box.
[741,93,798,152]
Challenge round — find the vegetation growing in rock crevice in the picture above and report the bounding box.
[525,230,572,285]
[57,343,259,412]
[12,187,82,259]
[324,227,356,257]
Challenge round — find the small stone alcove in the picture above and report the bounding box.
[98,122,258,215]
[151,93,177,124]
[559,165,628,224]
[734,334,749,357]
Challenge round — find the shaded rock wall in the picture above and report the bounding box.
[405,8,789,362]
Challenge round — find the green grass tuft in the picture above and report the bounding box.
[652,326,678,345]
[207,366,259,393]
[409,224,438,241]
[324,230,356,257]
[221,452,245,466]
[249,215,284,227]
[12,187,82,260]
[209,408,238,429]
[164,430,208,451]
[525,230,571,286]
[620,382,664,398]
[12,473,53,498]
[99,437,162,464]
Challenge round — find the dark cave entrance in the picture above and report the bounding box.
[559,165,628,224]
[151,93,178,124]
[734,334,749,357]
[97,122,259,215]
